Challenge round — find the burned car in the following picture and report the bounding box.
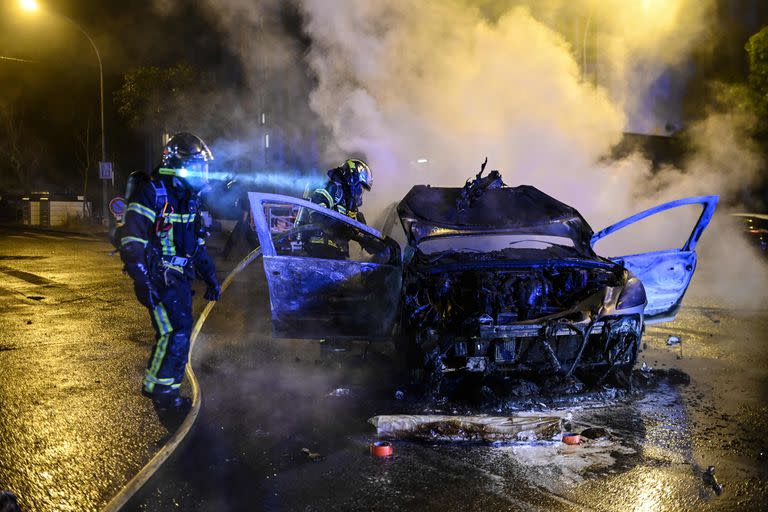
[248,176,717,393]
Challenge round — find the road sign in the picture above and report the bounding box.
[99,161,113,180]
[109,196,126,220]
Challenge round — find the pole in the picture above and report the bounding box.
[582,12,592,82]
[59,16,107,221]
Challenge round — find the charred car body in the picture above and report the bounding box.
[248,174,717,394]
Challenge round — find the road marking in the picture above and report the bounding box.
[102,246,263,512]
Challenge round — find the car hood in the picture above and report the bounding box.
[397,184,595,254]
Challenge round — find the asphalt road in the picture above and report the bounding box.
[123,251,768,511]
[0,225,209,512]
[1,226,767,511]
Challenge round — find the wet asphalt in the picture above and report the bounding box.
[0,226,199,512]
[1,227,767,511]
[123,246,768,511]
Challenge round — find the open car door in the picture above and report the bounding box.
[591,196,718,324]
[249,192,402,340]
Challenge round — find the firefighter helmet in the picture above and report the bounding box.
[344,159,373,191]
[159,132,214,191]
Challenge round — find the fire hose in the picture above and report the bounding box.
[102,245,263,512]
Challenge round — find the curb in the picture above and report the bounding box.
[101,246,263,512]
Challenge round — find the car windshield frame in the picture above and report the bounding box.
[416,233,578,255]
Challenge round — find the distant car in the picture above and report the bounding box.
[247,183,717,394]
[731,213,768,253]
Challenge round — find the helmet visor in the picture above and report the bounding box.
[358,165,372,191]
[178,161,209,190]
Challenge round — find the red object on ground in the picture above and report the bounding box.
[370,441,394,457]
[562,433,581,445]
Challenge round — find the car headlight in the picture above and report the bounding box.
[617,276,647,310]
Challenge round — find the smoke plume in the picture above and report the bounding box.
[195,0,767,306]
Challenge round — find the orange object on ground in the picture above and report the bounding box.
[370,441,394,457]
[562,433,581,445]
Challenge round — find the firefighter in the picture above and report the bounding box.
[303,158,373,259]
[119,132,221,409]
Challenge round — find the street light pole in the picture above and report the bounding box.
[59,16,108,222]
[19,1,108,221]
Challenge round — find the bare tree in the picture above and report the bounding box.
[74,115,98,216]
[0,101,39,191]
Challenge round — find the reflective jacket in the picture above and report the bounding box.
[306,179,366,256]
[119,174,216,288]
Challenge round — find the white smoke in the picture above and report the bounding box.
[194,0,767,306]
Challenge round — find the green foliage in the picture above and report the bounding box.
[746,26,768,125]
[114,63,199,131]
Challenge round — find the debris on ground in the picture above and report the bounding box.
[369,414,562,443]
[579,427,610,440]
[666,335,681,346]
[491,434,636,493]
[301,448,325,462]
[370,441,394,457]
[507,380,541,398]
[327,387,350,397]
[562,433,581,445]
[703,465,724,495]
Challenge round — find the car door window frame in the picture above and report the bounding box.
[591,195,719,253]
[248,192,389,258]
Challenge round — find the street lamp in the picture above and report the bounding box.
[19,0,108,221]
[19,0,39,12]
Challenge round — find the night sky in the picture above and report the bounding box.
[0,0,240,195]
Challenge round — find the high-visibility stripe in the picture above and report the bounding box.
[158,167,180,176]
[160,224,176,257]
[197,238,206,246]
[121,236,148,247]
[127,202,156,222]
[314,188,335,208]
[146,333,170,385]
[168,213,196,223]
[347,159,356,169]
[145,302,174,389]
[152,304,172,335]
[143,372,175,393]
[143,373,174,386]
[159,305,172,334]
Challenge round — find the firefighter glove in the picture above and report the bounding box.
[204,282,221,301]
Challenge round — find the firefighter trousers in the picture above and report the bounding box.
[143,280,194,394]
